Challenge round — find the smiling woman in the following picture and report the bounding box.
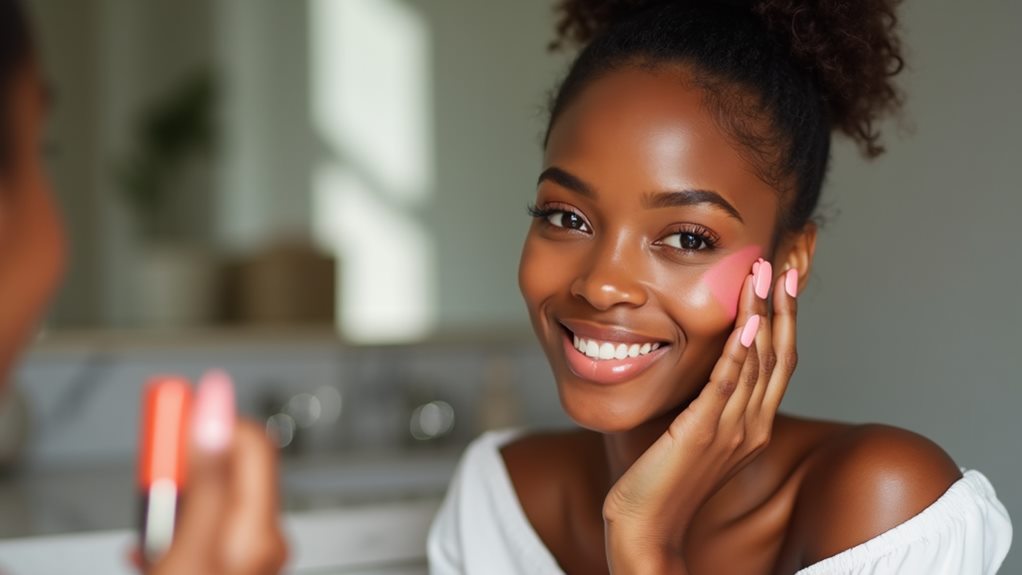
[428,1,1012,574]
[523,67,787,433]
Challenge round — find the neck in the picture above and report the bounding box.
[601,405,685,487]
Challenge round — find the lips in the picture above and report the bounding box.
[559,318,667,345]
[557,320,671,385]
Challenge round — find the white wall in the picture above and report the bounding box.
[26,1,102,326]
[416,0,569,331]
[215,0,314,253]
[29,0,218,326]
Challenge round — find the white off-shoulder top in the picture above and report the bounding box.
[428,429,1012,574]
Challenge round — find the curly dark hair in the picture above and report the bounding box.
[546,0,905,231]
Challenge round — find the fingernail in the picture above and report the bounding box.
[784,268,799,298]
[752,260,760,276]
[740,314,760,347]
[754,260,772,299]
[192,369,236,453]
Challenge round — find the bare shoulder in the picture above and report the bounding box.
[500,428,606,543]
[792,423,962,565]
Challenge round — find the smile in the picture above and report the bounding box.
[558,323,671,385]
[571,335,661,360]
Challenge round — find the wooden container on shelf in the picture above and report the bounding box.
[227,241,336,326]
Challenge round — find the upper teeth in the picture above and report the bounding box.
[572,335,661,360]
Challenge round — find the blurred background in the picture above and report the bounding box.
[0,0,1018,573]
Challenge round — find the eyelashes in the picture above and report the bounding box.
[527,203,720,253]
[526,203,550,219]
[658,224,720,251]
[527,203,591,233]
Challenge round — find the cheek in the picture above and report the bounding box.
[518,233,564,314]
[700,245,762,321]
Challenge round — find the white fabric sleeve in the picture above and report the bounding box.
[426,429,564,575]
[429,435,1011,575]
[796,470,1012,575]
[426,443,470,575]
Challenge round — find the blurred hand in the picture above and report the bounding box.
[145,371,288,575]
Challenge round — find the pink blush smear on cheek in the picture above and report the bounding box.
[702,245,762,320]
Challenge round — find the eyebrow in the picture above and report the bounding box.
[537,167,596,198]
[537,166,744,223]
[642,189,744,223]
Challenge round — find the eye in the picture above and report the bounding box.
[527,203,591,233]
[663,232,710,251]
[548,210,589,231]
[658,225,719,252]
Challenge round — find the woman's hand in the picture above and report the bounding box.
[145,372,288,575]
[603,259,799,574]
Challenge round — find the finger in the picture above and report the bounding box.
[152,370,236,574]
[732,260,761,341]
[220,421,288,574]
[753,259,775,377]
[153,448,229,574]
[690,308,760,431]
[720,335,760,428]
[723,259,772,422]
[763,268,799,412]
[747,261,777,411]
[708,266,758,392]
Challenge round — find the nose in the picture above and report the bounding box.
[569,234,648,311]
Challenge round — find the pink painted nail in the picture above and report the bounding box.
[784,268,799,298]
[192,369,236,453]
[740,314,760,348]
[754,260,772,299]
[752,260,760,276]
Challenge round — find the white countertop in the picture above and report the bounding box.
[0,499,441,575]
[0,448,460,539]
[0,449,461,574]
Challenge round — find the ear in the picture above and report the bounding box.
[774,222,817,294]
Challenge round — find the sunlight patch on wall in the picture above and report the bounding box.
[310,0,435,342]
[313,167,434,342]
[312,0,433,204]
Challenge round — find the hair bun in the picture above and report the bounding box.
[754,0,904,157]
[551,0,906,158]
[550,0,654,51]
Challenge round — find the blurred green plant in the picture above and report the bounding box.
[114,70,216,242]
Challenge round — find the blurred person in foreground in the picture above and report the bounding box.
[0,1,286,573]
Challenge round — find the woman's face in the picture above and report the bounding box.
[1,61,60,249]
[519,66,787,432]
[0,61,64,380]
